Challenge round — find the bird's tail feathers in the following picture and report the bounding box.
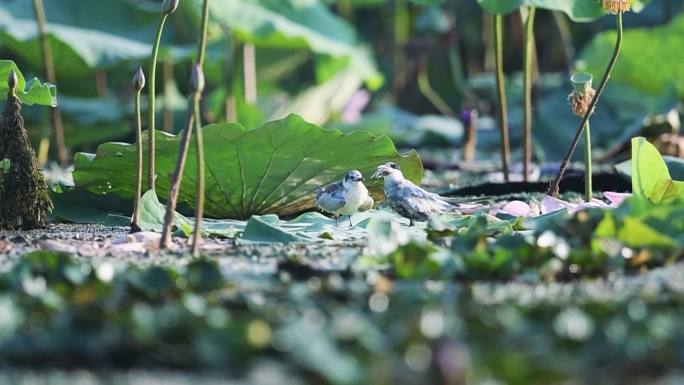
[450,202,487,215]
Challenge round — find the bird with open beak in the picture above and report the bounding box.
[372,162,454,226]
[315,170,374,227]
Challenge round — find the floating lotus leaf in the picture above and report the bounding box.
[73,114,423,220]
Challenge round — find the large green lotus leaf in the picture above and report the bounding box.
[207,0,381,85]
[72,114,423,220]
[0,60,55,106]
[579,13,684,97]
[209,0,356,56]
[617,156,684,183]
[0,0,187,79]
[476,0,652,21]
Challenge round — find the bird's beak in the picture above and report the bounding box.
[371,167,384,179]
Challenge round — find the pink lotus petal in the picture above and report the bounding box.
[541,196,577,214]
[572,199,610,214]
[500,200,532,217]
[603,191,632,207]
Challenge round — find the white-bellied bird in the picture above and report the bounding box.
[315,170,374,227]
[372,162,455,226]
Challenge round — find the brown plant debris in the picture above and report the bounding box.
[568,87,597,117]
[0,80,53,229]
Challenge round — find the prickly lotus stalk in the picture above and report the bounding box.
[602,0,631,14]
[0,70,53,229]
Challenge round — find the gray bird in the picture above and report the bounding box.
[315,170,374,227]
[372,162,454,226]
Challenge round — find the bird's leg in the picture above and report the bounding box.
[348,215,353,227]
[335,215,340,227]
[409,218,415,227]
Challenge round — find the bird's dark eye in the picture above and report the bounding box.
[388,162,399,169]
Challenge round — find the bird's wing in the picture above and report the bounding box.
[315,182,346,212]
[358,195,374,212]
[315,181,343,198]
[397,181,454,214]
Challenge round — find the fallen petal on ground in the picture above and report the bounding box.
[604,191,632,207]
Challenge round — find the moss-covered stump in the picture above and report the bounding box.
[0,71,53,229]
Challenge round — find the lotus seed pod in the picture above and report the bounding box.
[190,64,205,94]
[602,0,631,14]
[162,0,180,15]
[133,67,146,91]
[568,72,596,117]
[7,69,17,93]
[568,89,596,117]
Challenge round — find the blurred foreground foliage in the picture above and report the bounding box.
[1,193,684,384]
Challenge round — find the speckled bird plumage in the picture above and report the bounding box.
[315,170,374,226]
[372,162,453,226]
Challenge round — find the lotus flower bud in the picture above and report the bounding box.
[602,0,631,14]
[568,72,596,117]
[7,69,17,93]
[190,64,205,94]
[133,67,146,91]
[162,0,180,15]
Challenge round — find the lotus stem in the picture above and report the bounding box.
[552,11,575,73]
[197,0,210,67]
[160,101,195,249]
[417,66,456,117]
[163,58,174,132]
[522,6,536,182]
[32,0,67,167]
[494,13,510,182]
[225,32,237,123]
[131,68,146,232]
[147,16,166,189]
[147,0,179,190]
[547,13,623,197]
[192,75,205,257]
[583,121,592,201]
[161,0,208,250]
[392,0,409,94]
[461,108,478,163]
[483,13,495,72]
[243,43,257,105]
[95,70,108,96]
[338,0,353,20]
[569,72,595,202]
